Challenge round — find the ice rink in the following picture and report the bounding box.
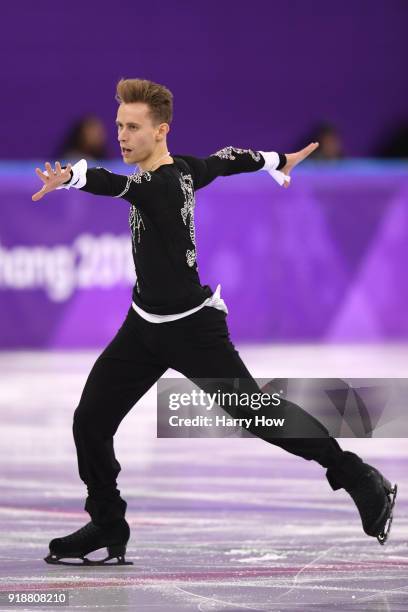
[0,345,407,611]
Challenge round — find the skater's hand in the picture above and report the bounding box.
[32,162,72,201]
[281,142,319,188]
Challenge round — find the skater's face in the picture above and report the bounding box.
[116,103,169,165]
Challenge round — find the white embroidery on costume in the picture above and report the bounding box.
[114,170,152,198]
[129,206,145,250]
[179,173,197,267]
[186,250,196,267]
[212,146,261,162]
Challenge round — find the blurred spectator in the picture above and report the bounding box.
[376,121,408,158]
[57,115,109,161]
[295,122,344,161]
[310,122,344,160]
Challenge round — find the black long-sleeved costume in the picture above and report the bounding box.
[66,148,361,531]
[78,147,285,314]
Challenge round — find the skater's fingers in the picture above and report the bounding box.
[35,167,49,182]
[32,185,47,201]
[45,162,55,177]
[55,161,62,175]
[62,162,72,177]
[299,142,319,161]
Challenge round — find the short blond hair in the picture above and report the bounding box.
[115,78,173,125]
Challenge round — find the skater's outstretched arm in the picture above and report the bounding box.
[176,142,319,190]
[31,160,165,203]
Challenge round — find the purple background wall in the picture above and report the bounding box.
[1,2,407,348]
[2,0,407,159]
[1,163,407,348]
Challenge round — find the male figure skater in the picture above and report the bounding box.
[32,79,397,566]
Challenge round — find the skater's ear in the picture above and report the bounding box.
[155,123,170,142]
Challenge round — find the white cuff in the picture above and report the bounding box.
[56,158,88,190]
[259,151,290,187]
[259,151,280,172]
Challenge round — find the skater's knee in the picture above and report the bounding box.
[73,404,94,435]
[73,402,115,439]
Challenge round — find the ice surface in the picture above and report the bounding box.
[0,346,407,611]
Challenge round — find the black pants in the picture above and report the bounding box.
[73,306,352,525]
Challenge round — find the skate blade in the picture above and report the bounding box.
[44,553,133,566]
[377,483,398,545]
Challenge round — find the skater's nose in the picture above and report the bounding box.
[118,126,128,142]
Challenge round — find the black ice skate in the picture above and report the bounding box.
[44,518,133,565]
[327,452,397,545]
[346,465,397,545]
